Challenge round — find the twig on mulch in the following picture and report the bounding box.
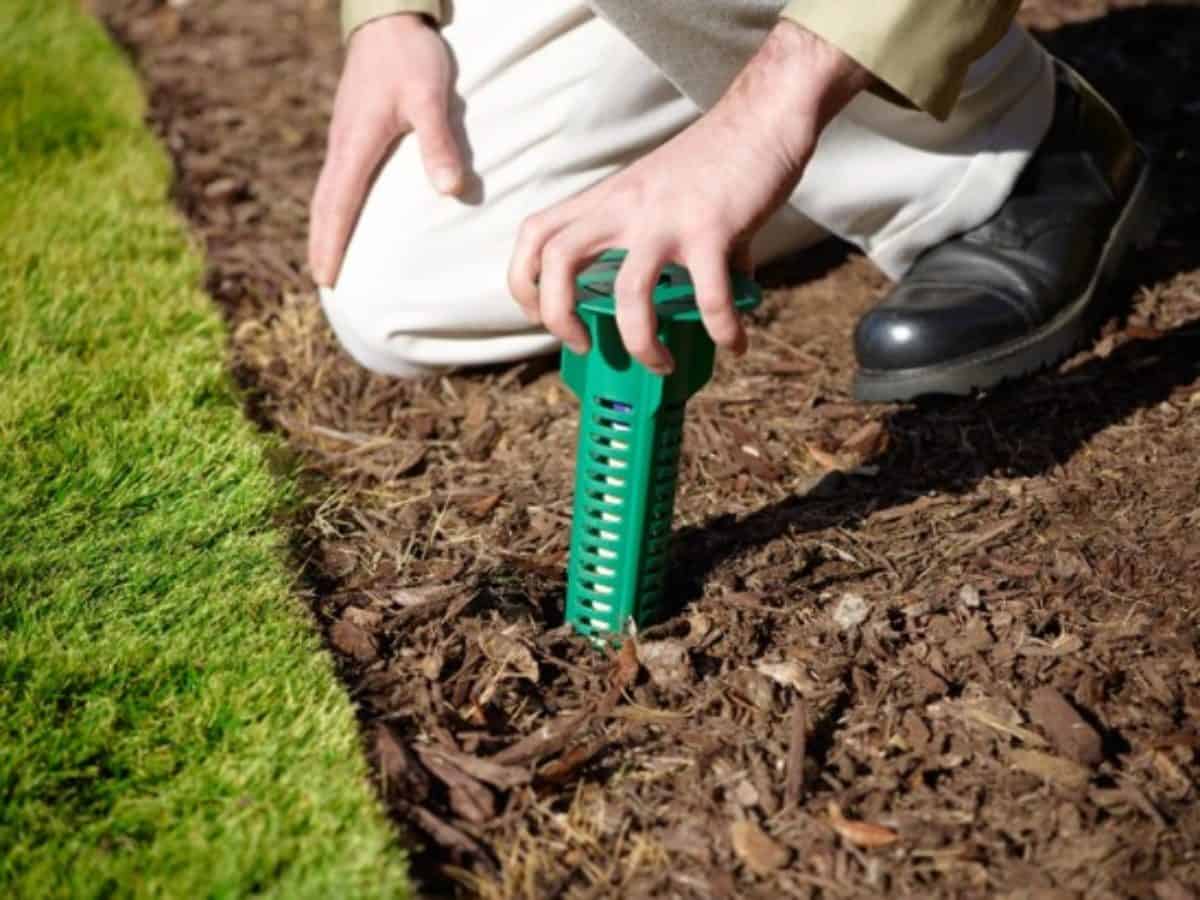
[491,641,639,767]
[785,696,808,809]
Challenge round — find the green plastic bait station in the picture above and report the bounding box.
[561,250,761,642]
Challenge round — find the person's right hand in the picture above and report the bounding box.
[309,14,466,288]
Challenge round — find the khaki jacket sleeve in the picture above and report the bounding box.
[341,0,448,42]
[780,0,1020,120]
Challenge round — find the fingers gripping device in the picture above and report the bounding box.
[560,250,761,642]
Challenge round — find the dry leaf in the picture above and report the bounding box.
[959,584,983,609]
[539,741,604,785]
[1027,686,1104,766]
[756,661,808,693]
[952,516,1022,558]
[386,442,427,477]
[420,649,444,681]
[1009,749,1092,789]
[374,725,431,803]
[806,443,841,471]
[730,819,791,875]
[732,780,760,808]
[685,611,714,646]
[1049,634,1085,655]
[1125,323,1164,341]
[419,746,531,790]
[638,640,693,688]
[390,584,457,609]
[463,420,501,461]
[415,747,496,824]
[411,807,487,859]
[612,639,641,689]
[330,619,377,662]
[343,606,382,629]
[832,592,870,630]
[828,802,900,848]
[479,632,539,682]
[463,493,502,519]
[1093,333,1120,359]
[463,394,492,430]
[542,382,564,406]
[841,420,889,459]
[1153,878,1196,900]
[730,668,777,711]
[1152,751,1193,793]
[942,699,1048,747]
[204,176,242,200]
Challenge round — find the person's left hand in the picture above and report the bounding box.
[508,20,872,374]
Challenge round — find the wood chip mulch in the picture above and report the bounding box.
[97,1,1200,896]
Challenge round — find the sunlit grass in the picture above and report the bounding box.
[0,2,409,896]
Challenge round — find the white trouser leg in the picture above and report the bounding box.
[324,4,1053,375]
[792,25,1055,278]
[323,3,822,376]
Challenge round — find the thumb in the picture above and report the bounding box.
[411,98,466,196]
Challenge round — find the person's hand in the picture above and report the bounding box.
[508,21,872,374]
[309,14,465,288]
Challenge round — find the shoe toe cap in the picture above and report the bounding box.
[854,285,1033,372]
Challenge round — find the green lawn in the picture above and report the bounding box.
[0,2,409,897]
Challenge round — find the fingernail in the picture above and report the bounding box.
[568,340,589,356]
[649,352,675,376]
[433,168,460,194]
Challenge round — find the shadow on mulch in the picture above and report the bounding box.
[676,315,1200,604]
[95,1,1200,897]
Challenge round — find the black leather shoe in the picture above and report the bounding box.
[853,64,1159,403]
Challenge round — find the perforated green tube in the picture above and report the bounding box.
[561,250,761,642]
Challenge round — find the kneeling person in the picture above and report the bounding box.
[310,0,1152,402]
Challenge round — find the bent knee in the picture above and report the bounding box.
[320,285,559,375]
[319,285,439,378]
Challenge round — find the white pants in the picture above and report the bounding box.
[322,2,1054,376]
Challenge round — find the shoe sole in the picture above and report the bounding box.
[853,151,1161,404]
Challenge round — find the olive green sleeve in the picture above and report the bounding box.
[779,0,1021,120]
[340,0,448,42]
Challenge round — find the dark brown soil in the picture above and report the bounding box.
[97,1,1200,896]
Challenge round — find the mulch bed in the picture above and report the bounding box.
[97,1,1200,896]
